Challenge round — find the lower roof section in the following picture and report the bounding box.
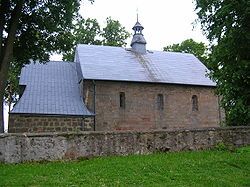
[11,61,93,116]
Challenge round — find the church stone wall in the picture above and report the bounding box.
[83,80,222,131]
[9,80,222,133]
[82,80,95,113]
[8,115,94,133]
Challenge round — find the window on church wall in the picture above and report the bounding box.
[157,94,164,110]
[120,92,125,109]
[192,95,199,111]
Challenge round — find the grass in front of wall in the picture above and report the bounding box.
[0,146,250,186]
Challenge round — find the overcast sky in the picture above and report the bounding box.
[4,0,208,131]
[80,0,207,49]
[50,0,207,61]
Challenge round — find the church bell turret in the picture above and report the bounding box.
[131,15,147,54]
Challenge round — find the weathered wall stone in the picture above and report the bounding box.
[83,80,223,131]
[8,115,94,133]
[0,126,249,163]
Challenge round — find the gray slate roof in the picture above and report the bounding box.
[11,61,93,116]
[76,44,215,87]
[132,21,144,30]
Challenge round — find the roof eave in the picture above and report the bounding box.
[9,112,95,117]
[82,78,217,88]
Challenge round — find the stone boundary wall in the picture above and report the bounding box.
[0,126,249,163]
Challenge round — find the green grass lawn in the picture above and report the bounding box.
[0,146,250,187]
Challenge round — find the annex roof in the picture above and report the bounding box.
[11,61,93,116]
[76,44,215,87]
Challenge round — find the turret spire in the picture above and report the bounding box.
[136,8,138,22]
[130,13,147,54]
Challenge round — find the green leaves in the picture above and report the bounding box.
[62,17,130,61]
[195,0,250,125]
[4,60,21,106]
[163,39,209,65]
[74,18,101,45]
[101,17,130,47]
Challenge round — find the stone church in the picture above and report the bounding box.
[9,20,222,133]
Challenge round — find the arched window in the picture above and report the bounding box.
[192,95,198,111]
[157,94,164,110]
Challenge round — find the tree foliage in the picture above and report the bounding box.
[62,18,101,61]
[0,0,94,132]
[195,0,250,125]
[63,17,130,61]
[163,39,208,64]
[4,61,21,107]
[101,17,130,47]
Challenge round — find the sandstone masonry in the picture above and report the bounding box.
[83,80,223,131]
[8,115,94,133]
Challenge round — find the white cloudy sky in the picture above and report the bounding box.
[4,0,208,131]
[80,0,207,49]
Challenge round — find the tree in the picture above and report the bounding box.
[4,60,21,111]
[0,0,94,133]
[163,39,208,64]
[63,18,101,61]
[63,17,130,61]
[101,17,130,47]
[195,0,250,125]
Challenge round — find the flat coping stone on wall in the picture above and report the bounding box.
[1,126,249,145]
[2,126,248,137]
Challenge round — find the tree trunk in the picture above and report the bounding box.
[0,101,3,133]
[8,84,12,126]
[0,1,23,133]
[0,63,9,133]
